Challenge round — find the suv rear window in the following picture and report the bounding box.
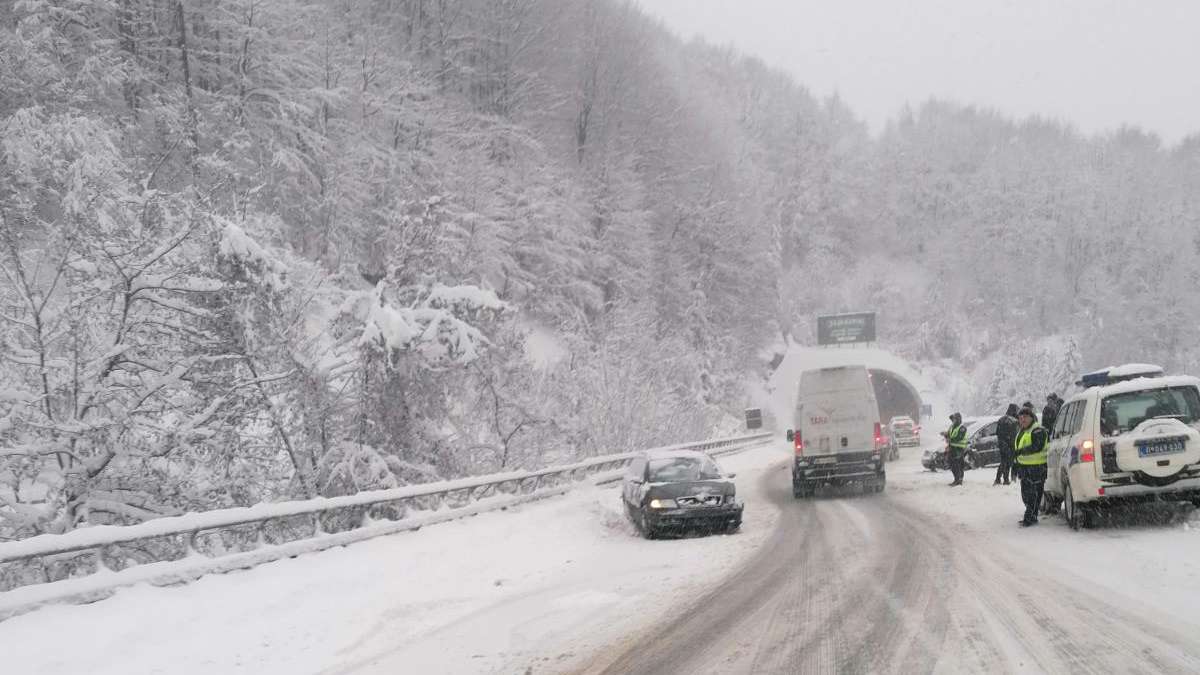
[1099,386,1200,436]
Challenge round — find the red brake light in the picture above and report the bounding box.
[874,422,884,448]
[1080,439,1095,463]
[794,431,804,456]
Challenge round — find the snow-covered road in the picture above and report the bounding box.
[0,442,791,675]
[582,449,1200,674]
[6,441,1200,674]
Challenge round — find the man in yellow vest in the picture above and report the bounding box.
[944,412,968,486]
[1014,406,1049,526]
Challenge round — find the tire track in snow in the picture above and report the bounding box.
[581,468,1200,675]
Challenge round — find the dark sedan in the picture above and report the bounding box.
[621,450,743,539]
[965,417,1002,469]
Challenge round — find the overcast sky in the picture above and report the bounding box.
[637,0,1200,144]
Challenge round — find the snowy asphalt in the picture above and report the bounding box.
[579,458,1200,674]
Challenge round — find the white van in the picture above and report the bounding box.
[1043,365,1200,529]
[786,365,886,498]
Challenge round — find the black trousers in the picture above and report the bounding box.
[949,450,965,483]
[1020,464,1047,523]
[995,446,1014,483]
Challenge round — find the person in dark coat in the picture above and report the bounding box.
[1014,406,1049,526]
[1042,394,1061,434]
[943,412,969,486]
[994,403,1019,486]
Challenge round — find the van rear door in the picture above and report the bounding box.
[798,366,880,456]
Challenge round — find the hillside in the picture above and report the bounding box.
[2,0,1199,539]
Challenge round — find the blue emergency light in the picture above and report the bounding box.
[1076,364,1165,388]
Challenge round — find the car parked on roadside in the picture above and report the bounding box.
[964,416,1002,469]
[621,450,743,539]
[889,415,921,448]
[1042,364,1200,529]
[881,433,899,462]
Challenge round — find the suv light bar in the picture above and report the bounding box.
[1076,364,1165,388]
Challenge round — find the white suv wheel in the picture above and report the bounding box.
[1065,481,1097,530]
[1065,482,1079,530]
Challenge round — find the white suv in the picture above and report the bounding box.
[1043,365,1200,529]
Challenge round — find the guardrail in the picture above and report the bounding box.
[0,432,773,620]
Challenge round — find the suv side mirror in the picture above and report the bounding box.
[786,429,795,442]
[725,472,737,479]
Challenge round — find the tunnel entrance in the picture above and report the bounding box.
[869,369,922,425]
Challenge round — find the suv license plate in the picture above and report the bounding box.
[1138,439,1186,457]
[815,456,837,464]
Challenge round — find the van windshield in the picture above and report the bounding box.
[1099,386,1200,436]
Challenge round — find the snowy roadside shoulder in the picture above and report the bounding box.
[887,450,1200,622]
[360,440,792,675]
[0,441,790,675]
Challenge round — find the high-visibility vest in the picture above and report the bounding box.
[947,423,968,449]
[1015,424,1048,465]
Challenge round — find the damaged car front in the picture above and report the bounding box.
[622,451,743,539]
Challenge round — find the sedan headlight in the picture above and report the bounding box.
[649,498,677,509]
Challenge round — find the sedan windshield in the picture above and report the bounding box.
[647,457,722,482]
[1100,386,1200,436]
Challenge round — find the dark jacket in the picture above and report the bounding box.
[996,414,1018,452]
[1042,403,1059,433]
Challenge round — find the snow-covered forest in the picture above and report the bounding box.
[2,0,1199,540]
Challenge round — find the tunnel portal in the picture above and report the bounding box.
[869,369,922,425]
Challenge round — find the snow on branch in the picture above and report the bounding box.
[217,220,288,292]
[352,279,509,368]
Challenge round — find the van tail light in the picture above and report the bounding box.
[874,422,884,448]
[794,431,804,456]
[1080,439,1095,463]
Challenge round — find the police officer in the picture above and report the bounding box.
[945,412,968,487]
[1014,406,1048,526]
